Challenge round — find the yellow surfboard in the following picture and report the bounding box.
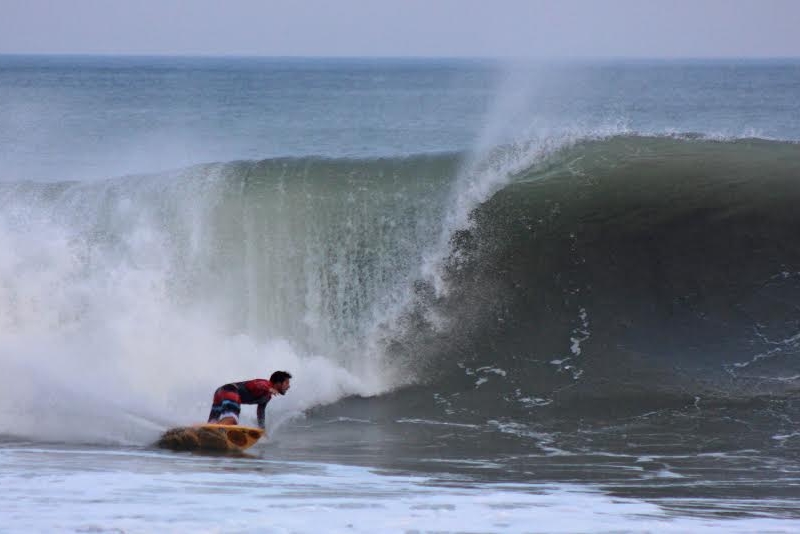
[157,424,265,452]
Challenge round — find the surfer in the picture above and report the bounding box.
[207,371,292,429]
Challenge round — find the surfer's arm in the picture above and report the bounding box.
[257,402,266,429]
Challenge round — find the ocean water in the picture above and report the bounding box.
[2,55,800,533]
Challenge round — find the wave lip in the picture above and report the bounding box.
[382,135,800,414]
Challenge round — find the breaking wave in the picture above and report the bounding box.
[387,135,800,420]
[2,134,800,441]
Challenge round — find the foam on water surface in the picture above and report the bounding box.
[2,446,800,534]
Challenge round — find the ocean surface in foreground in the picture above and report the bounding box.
[3,442,800,533]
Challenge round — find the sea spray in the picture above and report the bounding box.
[0,156,456,441]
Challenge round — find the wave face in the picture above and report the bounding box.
[380,136,800,420]
[2,135,800,442]
[0,154,467,441]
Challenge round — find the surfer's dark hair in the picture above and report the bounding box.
[270,371,292,384]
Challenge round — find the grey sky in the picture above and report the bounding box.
[1,0,798,58]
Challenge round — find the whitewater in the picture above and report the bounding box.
[2,56,800,533]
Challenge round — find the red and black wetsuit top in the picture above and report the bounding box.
[233,379,275,428]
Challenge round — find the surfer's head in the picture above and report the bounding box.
[270,370,292,395]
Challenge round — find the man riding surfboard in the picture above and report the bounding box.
[207,371,292,429]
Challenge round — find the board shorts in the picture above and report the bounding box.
[207,384,241,424]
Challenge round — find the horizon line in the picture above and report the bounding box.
[1,52,800,62]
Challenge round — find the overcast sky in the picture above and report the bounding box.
[1,0,798,58]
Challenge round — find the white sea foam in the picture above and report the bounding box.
[2,447,798,534]
[0,178,381,444]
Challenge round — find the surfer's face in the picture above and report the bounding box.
[275,379,291,395]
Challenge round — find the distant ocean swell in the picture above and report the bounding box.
[2,135,800,436]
